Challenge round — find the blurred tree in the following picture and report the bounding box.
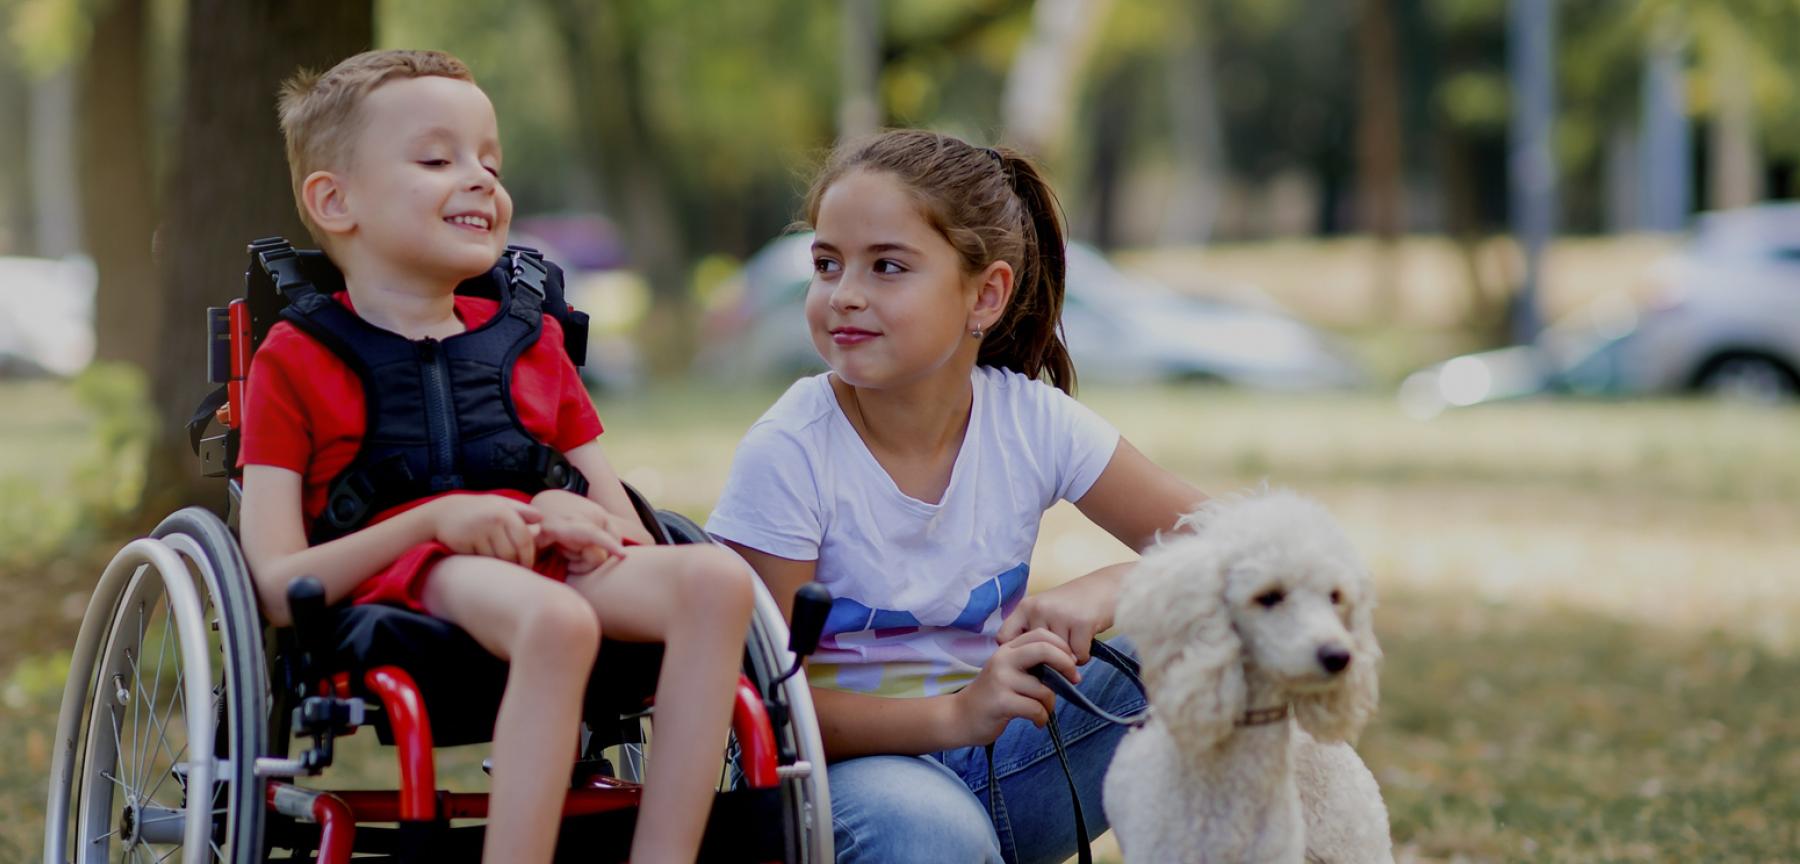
[543,0,691,371]
[1001,0,1112,158]
[1699,15,1757,210]
[6,0,85,258]
[840,0,881,141]
[1355,0,1404,317]
[142,0,371,515]
[0,48,32,253]
[535,0,840,371]
[79,0,162,372]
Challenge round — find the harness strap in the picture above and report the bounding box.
[186,384,229,455]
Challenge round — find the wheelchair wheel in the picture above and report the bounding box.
[45,508,268,863]
[655,509,832,864]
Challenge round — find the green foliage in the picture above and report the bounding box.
[2,0,89,76]
[0,364,152,570]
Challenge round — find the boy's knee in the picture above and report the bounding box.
[673,546,754,617]
[516,585,601,660]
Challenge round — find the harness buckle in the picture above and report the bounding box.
[507,248,549,301]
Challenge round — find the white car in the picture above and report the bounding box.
[0,256,96,378]
[697,233,1364,390]
[1629,204,1800,399]
[1400,203,1800,415]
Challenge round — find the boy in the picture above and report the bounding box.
[239,49,752,864]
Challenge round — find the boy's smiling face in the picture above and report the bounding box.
[324,75,512,285]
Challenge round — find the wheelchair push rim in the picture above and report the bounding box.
[47,510,269,864]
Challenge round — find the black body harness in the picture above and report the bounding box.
[253,240,591,544]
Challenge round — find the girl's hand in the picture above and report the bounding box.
[952,628,1082,744]
[996,571,1122,664]
[430,495,543,568]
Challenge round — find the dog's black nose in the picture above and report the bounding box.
[1317,646,1352,674]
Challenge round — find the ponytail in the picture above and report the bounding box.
[982,150,1076,394]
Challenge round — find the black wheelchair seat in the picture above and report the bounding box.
[321,603,665,747]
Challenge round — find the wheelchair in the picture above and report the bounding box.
[42,240,833,863]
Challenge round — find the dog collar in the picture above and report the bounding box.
[1237,705,1289,727]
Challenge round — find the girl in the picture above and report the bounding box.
[706,129,1208,863]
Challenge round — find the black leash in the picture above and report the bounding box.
[982,641,1149,864]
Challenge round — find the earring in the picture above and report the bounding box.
[971,327,984,339]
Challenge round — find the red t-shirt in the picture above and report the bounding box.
[239,291,604,528]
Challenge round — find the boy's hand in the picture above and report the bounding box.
[951,628,1081,744]
[997,572,1120,665]
[430,496,543,568]
[531,489,631,573]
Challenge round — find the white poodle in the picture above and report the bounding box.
[1103,490,1394,863]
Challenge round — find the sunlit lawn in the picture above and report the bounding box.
[3,378,1797,861]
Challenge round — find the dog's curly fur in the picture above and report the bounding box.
[1103,490,1394,863]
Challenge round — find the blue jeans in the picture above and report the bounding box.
[827,638,1145,864]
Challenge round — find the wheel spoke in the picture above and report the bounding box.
[109,706,131,803]
[141,665,185,800]
[130,607,145,792]
[147,599,172,765]
[142,739,186,806]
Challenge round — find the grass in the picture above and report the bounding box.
[3,378,1798,861]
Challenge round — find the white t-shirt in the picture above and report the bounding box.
[706,366,1120,697]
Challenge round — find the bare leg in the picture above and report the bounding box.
[569,544,754,864]
[420,555,601,864]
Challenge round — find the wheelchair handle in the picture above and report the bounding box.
[788,582,831,659]
[287,576,329,686]
[773,583,831,686]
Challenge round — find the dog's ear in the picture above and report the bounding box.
[1293,573,1382,743]
[1121,535,1244,750]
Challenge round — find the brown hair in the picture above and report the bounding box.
[277,49,476,244]
[802,130,1077,393]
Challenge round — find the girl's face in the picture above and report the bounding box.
[806,169,988,390]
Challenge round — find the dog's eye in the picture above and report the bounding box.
[1254,589,1285,608]
[1330,589,1343,604]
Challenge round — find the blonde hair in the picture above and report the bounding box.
[277,49,475,244]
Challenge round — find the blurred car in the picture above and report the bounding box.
[0,255,96,378]
[696,232,1364,389]
[507,220,645,393]
[1401,203,1800,416]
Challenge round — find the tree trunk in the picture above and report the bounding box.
[1081,61,1136,250]
[839,0,882,142]
[29,66,81,258]
[0,55,33,254]
[1356,0,1404,318]
[1160,1,1224,247]
[141,0,372,517]
[1706,20,1760,210]
[544,0,694,375]
[1000,0,1112,159]
[81,0,163,373]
